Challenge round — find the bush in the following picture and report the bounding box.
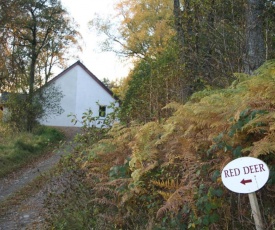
[33,126,65,142]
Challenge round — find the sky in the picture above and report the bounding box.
[60,0,131,82]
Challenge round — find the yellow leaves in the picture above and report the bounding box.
[130,168,142,182]
[254,59,275,77]
[115,0,174,56]
[270,69,275,76]
[128,122,163,183]
[250,132,275,157]
[242,113,273,133]
[162,101,181,111]
[130,121,162,158]
[157,191,173,200]
[155,123,175,145]
[159,61,275,162]
[151,179,180,190]
[156,186,194,219]
[76,60,275,227]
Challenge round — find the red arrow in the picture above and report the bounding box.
[241,179,252,185]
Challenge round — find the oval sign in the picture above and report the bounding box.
[221,157,269,194]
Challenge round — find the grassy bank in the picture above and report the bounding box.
[0,125,64,178]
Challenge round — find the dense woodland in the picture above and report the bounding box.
[110,0,275,124]
[1,0,275,229]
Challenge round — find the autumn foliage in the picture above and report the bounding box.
[46,61,275,229]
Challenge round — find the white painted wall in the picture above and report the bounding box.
[40,63,117,127]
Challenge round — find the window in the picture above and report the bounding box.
[99,105,106,117]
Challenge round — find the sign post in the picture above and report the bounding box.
[221,157,269,230]
[248,192,264,230]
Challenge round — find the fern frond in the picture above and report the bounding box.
[162,101,182,111]
[254,59,275,76]
[107,122,139,142]
[156,186,193,219]
[157,191,174,201]
[190,88,223,102]
[244,113,275,133]
[151,179,180,190]
[248,99,275,111]
[155,123,176,145]
[250,132,275,157]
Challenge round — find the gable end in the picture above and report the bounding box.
[47,61,117,100]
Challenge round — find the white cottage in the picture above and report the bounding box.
[40,61,118,128]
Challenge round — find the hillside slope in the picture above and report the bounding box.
[46,61,275,229]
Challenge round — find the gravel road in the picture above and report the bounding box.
[0,127,80,230]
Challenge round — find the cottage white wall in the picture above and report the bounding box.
[40,64,117,127]
[40,67,77,127]
[74,66,116,126]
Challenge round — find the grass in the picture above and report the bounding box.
[0,125,64,178]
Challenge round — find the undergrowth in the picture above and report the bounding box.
[0,125,64,178]
[45,61,275,229]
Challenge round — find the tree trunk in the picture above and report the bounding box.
[244,0,265,74]
[173,0,193,100]
[173,0,185,52]
[27,20,38,132]
[27,55,36,131]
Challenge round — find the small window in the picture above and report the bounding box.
[99,105,106,117]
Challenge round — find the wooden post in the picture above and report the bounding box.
[248,192,264,230]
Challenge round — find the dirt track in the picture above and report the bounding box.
[0,128,80,229]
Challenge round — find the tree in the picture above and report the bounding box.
[120,42,186,123]
[244,0,266,74]
[90,0,174,58]
[0,0,24,91]
[264,0,275,60]
[5,84,64,131]
[0,0,81,131]
[173,0,184,59]
[91,0,275,123]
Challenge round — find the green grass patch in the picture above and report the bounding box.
[0,125,64,178]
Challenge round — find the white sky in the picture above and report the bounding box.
[60,0,131,82]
